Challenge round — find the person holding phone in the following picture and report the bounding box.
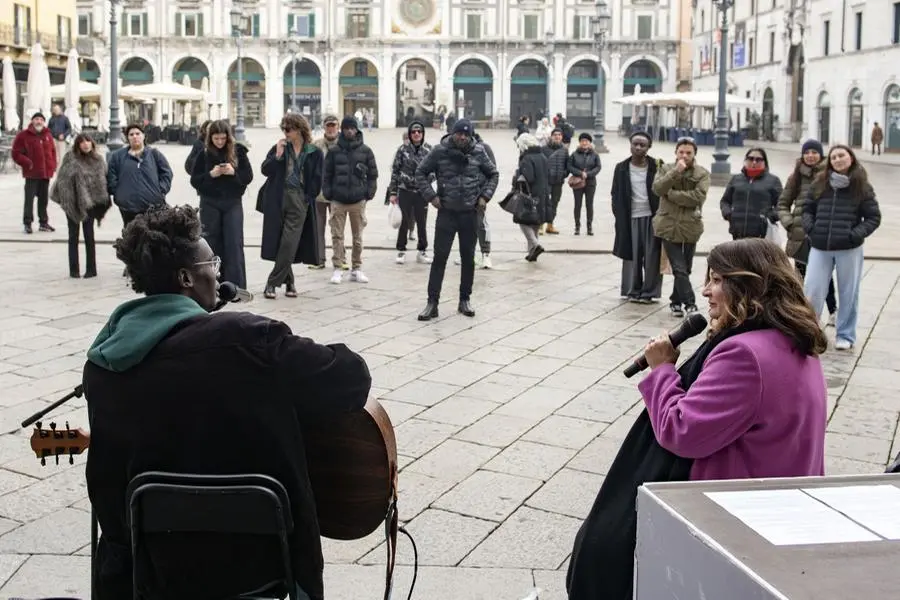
[190,119,253,289]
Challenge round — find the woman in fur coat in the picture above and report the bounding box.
[50,134,110,278]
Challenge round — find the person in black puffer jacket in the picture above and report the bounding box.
[414,119,499,321]
[389,120,433,264]
[514,133,549,261]
[190,119,254,289]
[719,147,783,240]
[184,120,212,177]
[802,144,881,351]
[541,127,568,234]
[323,116,378,284]
[568,132,602,235]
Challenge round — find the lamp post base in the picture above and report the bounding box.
[592,117,609,153]
[106,131,125,152]
[710,156,732,186]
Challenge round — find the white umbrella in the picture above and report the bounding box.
[2,57,20,131]
[50,81,102,100]
[199,76,210,123]
[24,43,50,119]
[98,68,110,132]
[181,74,191,126]
[63,48,82,132]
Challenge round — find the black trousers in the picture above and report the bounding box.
[797,261,837,314]
[200,196,247,289]
[548,183,563,224]
[396,189,428,252]
[23,178,50,226]
[662,240,697,307]
[427,209,478,302]
[573,182,596,227]
[120,208,140,230]
[67,216,96,275]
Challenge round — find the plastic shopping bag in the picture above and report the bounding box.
[388,203,403,229]
[766,221,786,247]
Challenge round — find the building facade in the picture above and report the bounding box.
[691,0,900,149]
[0,0,77,127]
[76,0,684,130]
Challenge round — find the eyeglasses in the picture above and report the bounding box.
[194,256,221,275]
[410,128,424,134]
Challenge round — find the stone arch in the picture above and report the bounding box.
[507,53,551,78]
[168,54,211,83]
[119,55,157,82]
[618,55,667,81]
[449,54,498,80]
[335,53,382,76]
[226,52,269,78]
[881,79,900,104]
[563,53,610,81]
[392,55,440,79]
[277,54,325,77]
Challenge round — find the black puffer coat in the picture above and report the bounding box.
[802,177,881,251]
[719,170,783,239]
[389,121,432,195]
[323,130,378,204]
[190,144,254,200]
[568,147,602,182]
[542,142,569,185]
[515,145,551,224]
[414,134,499,212]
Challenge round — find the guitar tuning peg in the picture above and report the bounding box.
[69,455,74,465]
[40,457,46,466]
[65,421,70,430]
[49,422,57,431]
[54,455,59,465]
[35,421,42,430]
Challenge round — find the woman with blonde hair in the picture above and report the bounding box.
[567,238,828,600]
[50,133,110,278]
[190,119,254,288]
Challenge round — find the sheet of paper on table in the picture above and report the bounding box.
[803,484,900,540]
[705,489,882,546]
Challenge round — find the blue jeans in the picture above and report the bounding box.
[804,246,865,344]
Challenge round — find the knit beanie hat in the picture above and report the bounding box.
[801,139,824,156]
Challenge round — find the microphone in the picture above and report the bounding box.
[623,313,708,378]
[217,281,254,304]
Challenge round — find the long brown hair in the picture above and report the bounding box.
[706,238,828,356]
[281,113,312,145]
[71,133,99,159]
[811,144,869,199]
[205,119,236,165]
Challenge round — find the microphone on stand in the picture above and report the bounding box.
[212,282,254,312]
[623,313,708,378]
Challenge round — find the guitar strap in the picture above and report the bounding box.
[383,483,399,600]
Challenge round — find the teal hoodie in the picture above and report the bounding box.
[87,294,208,372]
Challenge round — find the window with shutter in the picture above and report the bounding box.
[175,12,182,36]
[252,14,260,37]
[288,14,294,33]
[142,13,147,35]
[121,13,127,36]
[198,14,203,37]
[309,14,316,37]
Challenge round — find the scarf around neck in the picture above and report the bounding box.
[830,172,851,189]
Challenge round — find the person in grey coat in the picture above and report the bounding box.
[514,133,549,261]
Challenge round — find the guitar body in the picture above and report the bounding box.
[301,397,398,540]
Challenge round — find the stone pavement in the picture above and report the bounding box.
[0,236,898,598]
[0,126,897,259]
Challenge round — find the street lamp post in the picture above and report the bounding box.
[229,7,246,142]
[591,0,611,153]
[710,0,735,185]
[106,0,125,150]
[544,31,554,118]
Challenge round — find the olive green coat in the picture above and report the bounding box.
[777,158,827,260]
[651,162,711,244]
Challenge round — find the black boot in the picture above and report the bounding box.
[574,224,580,235]
[458,299,475,317]
[587,224,594,236]
[418,301,439,321]
[264,285,276,299]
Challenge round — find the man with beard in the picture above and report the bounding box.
[323,116,378,284]
[389,121,433,264]
[311,114,340,270]
[414,119,499,320]
[541,127,569,234]
[651,137,710,318]
[612,131,664,303]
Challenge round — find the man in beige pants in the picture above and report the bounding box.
[311,114,340,270]
[322,116,378,284]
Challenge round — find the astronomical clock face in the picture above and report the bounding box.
[398,0,435,27]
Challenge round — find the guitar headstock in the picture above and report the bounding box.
[30,421,90,466]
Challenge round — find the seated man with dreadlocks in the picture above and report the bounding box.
[82,205,370,600]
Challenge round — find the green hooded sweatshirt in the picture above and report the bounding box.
[86,294,208,373]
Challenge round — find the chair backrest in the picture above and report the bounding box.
[126,472,296,600]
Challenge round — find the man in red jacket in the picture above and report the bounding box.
[12,112,57,233]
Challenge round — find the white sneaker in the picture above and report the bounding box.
[350,269,369,283]
[396,252,406,264]
[482,254,493,269]
[835,339,853,351]
[330,270,343,284]
[417,251,432,264]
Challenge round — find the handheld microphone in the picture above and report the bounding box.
[623,313,708,378]
[217,281,254,304]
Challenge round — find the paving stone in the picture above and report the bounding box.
[532,569,570,599]
[434,470,542,522]
[0,466,87,523]
[394,471,457,521]
[0,508,90,554]
[421,359,500,387]
[495,386,579,421]
[462,506,581,569]
[526,468,604,520]
[360,508,497,566]
[555,384,641,423]
[406,439,498,481]
[0,554,91,598]
[539,365,603,393]
[464,344,531,366]
[825,431,893,465]
[839,384,900,413]
[382,380,462,407]
[826,455,886,476]
[376,399,426,426]
[0,554,27,588]
[456,372,543,403]
[845,366,900,390]
[522,415,606,450]
[495,331,559,351]
[827,404,898,441]
[484,441,577,481]
[454,414,538,448]
[417,395,498,427]
[500,355,569,379]
[320,529,383,564]
[566,435,624,475]
[393,418,460,458]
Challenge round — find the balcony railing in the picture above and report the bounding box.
[76,37,94,57]
[0,24,34,47]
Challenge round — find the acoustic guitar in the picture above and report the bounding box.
[29,397,401,599]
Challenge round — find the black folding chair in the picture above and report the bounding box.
[126,472,298,600]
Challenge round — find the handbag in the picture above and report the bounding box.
[500,175,540,226]
[568,175,586,190]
